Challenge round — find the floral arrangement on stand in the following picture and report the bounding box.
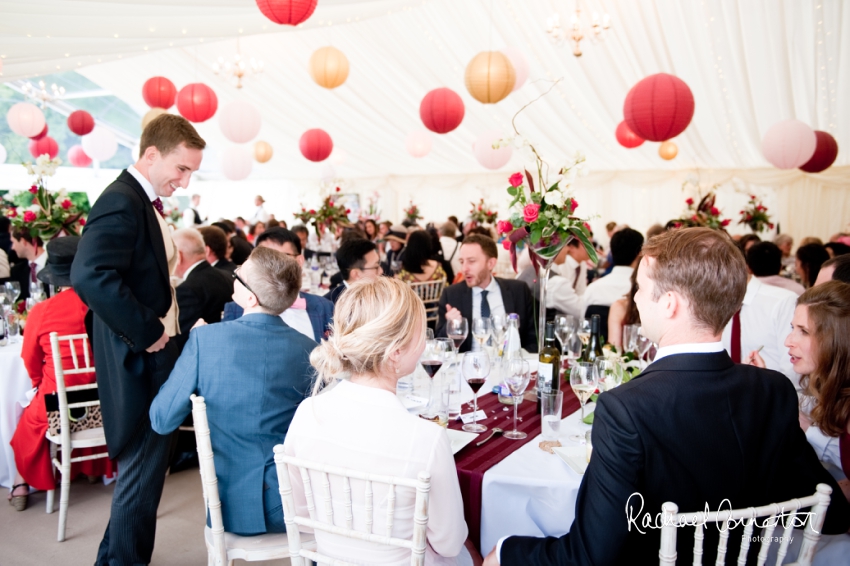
[403,201,422,224]
[359,191,381,222]
[738,194,774,233]
[294,186,351,237]
[469,198,498,225]
[2,155,86,241]
[670,176,730,231]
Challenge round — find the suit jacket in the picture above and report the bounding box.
[230,235,253,265]
[213,258,237,274]
[436,278,537,353]
[175,261,234,348]
[323,283,346,305]
[222,292,333,343]
[70,169,176,458]
[149,314,316,535]
[499,352,850,565]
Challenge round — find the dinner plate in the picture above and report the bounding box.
[552,446,589,475]
[445,429,479,454]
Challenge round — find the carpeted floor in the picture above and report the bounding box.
[0,469,290,566]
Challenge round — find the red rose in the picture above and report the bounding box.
[23,211,37,222]
[309,209,316,215]
[497,220,514,234]
[16,302,26,314]
[79,218,86,226]
[710,206,720,216]
[61,199,72,210]
[335,187,341,192]
[570,199,579,212]
[673,222,682,229]
[750,195,757,200]
[583,222,593,234]
[328,201,334,207]
[509,173,524,188]
[345,208,351,214]
[502,239,511,251]
[721,219,731,227]
[686,198,694,206]
[691,215,698,222]
[522,203,540,223]
[478,205,483,211]
[29,185,38,194]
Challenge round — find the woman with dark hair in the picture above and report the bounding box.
[607,258,641,351]
[247,221,265,245]
[737,233,761,254]
[364,219,379,242]
[796,243,830,288]
[396,229,447,283]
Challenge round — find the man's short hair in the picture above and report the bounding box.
[255,227,302,255]
[139,113,206,158]
[336,239,378,281]
[605,221,617,232]
[641,227,747,335]
[610,228,644,266]
[198,226,228,261]
[461,233,498,259]
[290,224,309,236]
[212,220,234,235]
[171,228,205,257]
[440,221,458,238]
[746,242,782,277]
[245,246,301,315]
[822,254,850,284]
[11,228,41,248]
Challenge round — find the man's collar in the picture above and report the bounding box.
[181,259,206,280]
[654,341,725,362]
[473,275,499,294]
[33,250,47,270]
[127,165,157,202]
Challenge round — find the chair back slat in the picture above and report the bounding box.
[692,523,704,566]
[774,508,798,566]
[755,515,779,566]
[300,467,318,522]
[69,338,80,370]
[49,332,98,444]
[715,528,729,566]
[736,513,756,565]
[321,471,334,524]
[386,482,396,537]
[407,280,446,323]
[365,480,374,534]
[190,395,227,566]
[343,476,353,529]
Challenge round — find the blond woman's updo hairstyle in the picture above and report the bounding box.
[311,277,426,394]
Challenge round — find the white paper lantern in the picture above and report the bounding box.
[221,145,253,180]
[473,130,513,170]
[502,47,529,92]
[82,127,118,162]
[218,101,262,144]
[406,130,432,158]
[0,143,6,165]
[6,102,46,138]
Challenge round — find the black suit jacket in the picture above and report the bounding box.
[71,170,177,458]
[323,283,346,305]
[175,261,234,347]
[436,277,537,353]
[500,351,850,565]
[213,258,237,274]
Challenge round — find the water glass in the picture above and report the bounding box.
[472,317,492,351]
[540,390,563,441]
[564,329,583,361]
[623,324,640,354]
[442,363,462,420]
[490,314,508,356]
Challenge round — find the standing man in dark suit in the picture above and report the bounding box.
[71,114,206,566]
[437,234,537,353]
[199,225,237,274]
[324,238,381,305]
[485,228,850,566]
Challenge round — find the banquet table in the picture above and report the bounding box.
[0,340,31,489]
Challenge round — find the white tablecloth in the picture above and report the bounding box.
[0,341,31,489]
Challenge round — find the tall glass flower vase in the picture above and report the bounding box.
[527,234,570,352]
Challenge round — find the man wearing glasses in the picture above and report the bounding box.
[324,238,382,304]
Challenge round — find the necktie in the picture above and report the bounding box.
[30,262,37,283]
[731,310,741,363]
[152,197,165,218]
[480,290,491,318]
[573,265,581,290]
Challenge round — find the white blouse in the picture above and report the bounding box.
[283,379,469,565]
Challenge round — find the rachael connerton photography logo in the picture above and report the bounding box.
[625,493,816,536]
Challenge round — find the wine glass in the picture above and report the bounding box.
[419,339,451,421]
[563,328,583,362]
[503,359,530,440]
[569,362,598,421]
[577,319,591,347]
[446,317,468,358]
[5,282,21,304]
[636,333,653,362]
[489,314,508,357]
[623,324,640,355]
[594,357,623,392]
[390,258,402,274]
[471,317,492,351]
[461,351,490,433]
[554,315,576,353]
[425,328,435,341]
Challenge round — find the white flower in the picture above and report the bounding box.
[28,204,41,213]
[24,163,35,176]
[543,189,565,207]
[573,150,586,164]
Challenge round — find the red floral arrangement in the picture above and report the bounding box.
[469,198,498,225]
[403,201,422,223]
[673,193,730,230]
[738,195,774,233]
[294,187,351,236]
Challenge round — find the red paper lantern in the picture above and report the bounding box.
[615,120,644,148]
[623,73,695,142]
[29,136,59,159]
[799,131,838,173]
[420,88,465,134]
[256,0,318,25]
[67,110,95,136]
[68,144,92,167]
[142,76,177,109]
[30,124,48,141]
[299,129,333,162]
[177,83,218,123]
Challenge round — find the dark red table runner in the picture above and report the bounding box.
[451,383,581,551]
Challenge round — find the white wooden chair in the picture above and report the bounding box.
[191,395,312,566]
[45,331,110,542]
[274,445,431,566]
[408,279,446,324]
[658,483,833,566]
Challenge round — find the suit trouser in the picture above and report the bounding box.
[95,342,178,566]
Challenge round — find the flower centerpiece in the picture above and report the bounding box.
[403,201,422,224]
[359,191,381,222]
[2,155,86,241]
[671,176,730,231]
[294,187,351,237]
[738,195,774,233]
[469,199,498,225]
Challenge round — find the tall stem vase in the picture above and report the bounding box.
[526,235,570,352]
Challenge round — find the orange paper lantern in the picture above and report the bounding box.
[310,46,349,89]
[254,141,273,163]
[464,51,515,104]
[659,141,678,160]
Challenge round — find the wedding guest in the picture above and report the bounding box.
[607,261,640,351]
[182,194,204,227]
[438,234,536,353]
[212,220,252,265]
[291,224,315,261]
[267,218,280,229]
[283,277,478,564]
[198,225,236,273]
[383,225,408,276]
[9,228,47,301]
[645,223,664,240]
[440,222,462,278]
[737,233,761,254]
[250,195,270,225]
[796,243,830,288]
[324,238,381,304]
[775,233,795,270]
[485,227,850,566]
[397,230,447,283]
[582,228,643,316]
[517,238,588,322]
[364,219,379,242]
[800,236,825,247]
[151,246,315,535]
[9,237,115,511]
[747,241,806,296]
[816,254,850,286]
[825,242,850,258]
[0,216,14,260]
[247,220,265,245]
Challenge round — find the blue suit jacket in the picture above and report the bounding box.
[149,314,317,535]
[222,292,333,342]
[323,284,346,305]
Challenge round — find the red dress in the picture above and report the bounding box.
[10,289,116,490]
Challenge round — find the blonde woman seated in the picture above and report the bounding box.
[283,277,479,565]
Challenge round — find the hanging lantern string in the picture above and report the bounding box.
[510,77,563,184]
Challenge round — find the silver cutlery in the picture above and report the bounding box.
[476,427,503,446]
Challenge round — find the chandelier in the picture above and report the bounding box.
[546,3,611,57]
[212,38,264,89]
[22,80,65,108]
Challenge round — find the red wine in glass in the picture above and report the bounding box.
[467,378,486,393]
[421,360,442,378]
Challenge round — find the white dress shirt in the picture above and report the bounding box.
[472,277,505,351]
[33,250,47,274]
[757,275,806,296]
[653,341,725,362]
[283,380,469,565]
[127,165,157,202]
[581,266,633,313]
[250,205,270,225]
[177,259,205,283]
[543,256,587,320]
[721,277,799,389]
[182,207,203,228]
[280,307,314,341]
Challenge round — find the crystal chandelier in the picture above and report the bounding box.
[212,38,264,89]
[22,80,65,108]
[546,4,611,57]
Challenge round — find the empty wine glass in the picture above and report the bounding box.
[419,339,451,422]
[5,281,21,304]
[489,314,508,357]
[446,317,468,358]
[554,315,576,353]
[461,351,490,433]
[577,318,591,346]
[623,324,640,355]
[636,333,653,362]
[594,357,623,391]
[472,317,492,351]
[564,328,583,362]
[503,359,530,440]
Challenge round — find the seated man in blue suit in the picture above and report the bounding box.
[222,227,333,342]
[150,246,316,535]
[324,237,382,304]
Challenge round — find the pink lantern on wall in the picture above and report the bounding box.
[68,145,92,167]
[473,130,512,170]
[420,88,465,134]
[762,120,817,170]
[615,120,644,148]
[67,110,95,136]
[501,47,529,92]
[28,136,59,159]
[218,100,262,144]
[7,102,46,138]
[221,146,253,180]
[299,129,333,162]
[623,73,695,142]
[177,83,218,123]
[799,130,839,173]
[405,131,432,158]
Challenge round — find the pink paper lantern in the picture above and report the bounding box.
[30,124,48,141]
[501,47,529,92]
[218,100,262,144]
[405,131,432,158]
[299,129,333,162]
[420,88,465,134]
[68,144,92,167]
[221,145,253,180]
[67,110,95,136]
[28,136,59,159]
[799,131,839,173]
[473,130,513,170]
[762,120,817,170]
[7,102,46,138]
[623,73,695,142]
[142,76,177,109]
[615,120,644,148]
[177,83,218,123]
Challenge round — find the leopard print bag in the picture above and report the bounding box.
[44,388,103,437]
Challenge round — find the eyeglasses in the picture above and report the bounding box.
[232,268,262,306]
[360,265,382,272]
